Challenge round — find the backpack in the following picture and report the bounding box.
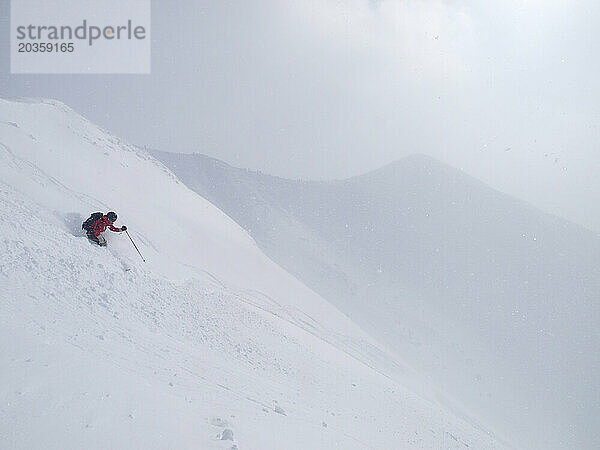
[82,212,104,231]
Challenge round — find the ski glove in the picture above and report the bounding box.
[121,225,127,231]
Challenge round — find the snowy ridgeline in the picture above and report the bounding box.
[154,150,600,450]
[0,98,504,449]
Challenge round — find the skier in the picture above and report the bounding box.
[82,211,127,246]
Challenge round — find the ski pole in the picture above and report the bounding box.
[125,230,146,262]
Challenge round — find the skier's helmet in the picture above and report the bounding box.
[106,211,117,223]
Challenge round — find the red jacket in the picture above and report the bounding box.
[89,215,121,237]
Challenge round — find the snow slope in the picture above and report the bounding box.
[0,98,504,449]
[154,151,600,450]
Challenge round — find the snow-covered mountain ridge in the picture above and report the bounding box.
[0,98,504,449]
[154,150,600,449]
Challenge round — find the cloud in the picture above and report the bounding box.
[1,0,598,230]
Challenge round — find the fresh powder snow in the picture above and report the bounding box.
[154,150,600,450]
[0,98,506,449]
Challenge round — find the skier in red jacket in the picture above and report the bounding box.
[82,211,127,246]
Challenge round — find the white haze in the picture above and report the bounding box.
[154,150,600,449]
[1,0,599,232]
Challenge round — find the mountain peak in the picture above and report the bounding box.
[348,153,461,185]
[384,153,454,172]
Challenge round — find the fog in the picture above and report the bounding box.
[154,149,600,449]
[1,0,599,232]
[2,2,599,448]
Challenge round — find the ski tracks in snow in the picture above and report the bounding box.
[0,182,500,449]
[0,101,504,448]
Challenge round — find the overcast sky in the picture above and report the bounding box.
[1,0,599,231]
